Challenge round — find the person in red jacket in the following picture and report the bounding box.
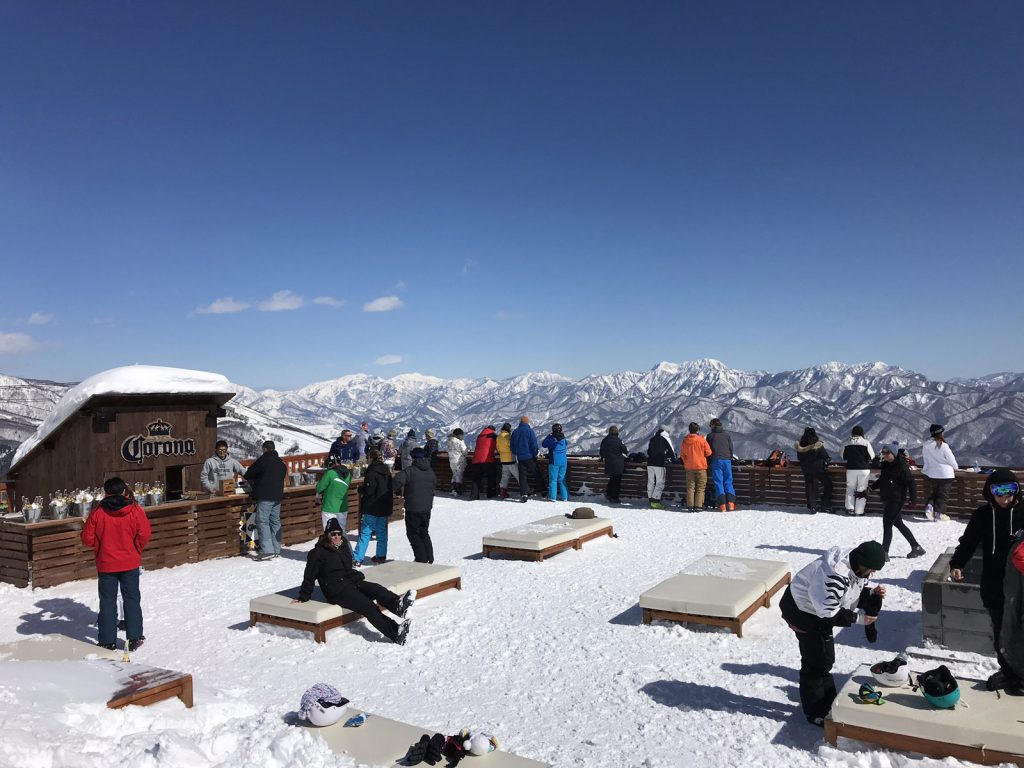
[470,425,499,500]
[81,477,152,651]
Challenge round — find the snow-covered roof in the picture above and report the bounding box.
[11,365,236,469]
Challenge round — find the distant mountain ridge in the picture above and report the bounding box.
[3,360,1024,477]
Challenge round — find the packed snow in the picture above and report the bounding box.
[0,495,1003,768]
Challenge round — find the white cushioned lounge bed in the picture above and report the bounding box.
[481,515,614,561]
[309,706,550,767]
[639,555,791,637]
[249,560,461,643]
[826,664,1024,765]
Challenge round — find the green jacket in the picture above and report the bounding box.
[315,468,351,514]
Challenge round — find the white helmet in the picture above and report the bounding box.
[870,655,909,687]
[299,683,349,727]
[307,699,348,726]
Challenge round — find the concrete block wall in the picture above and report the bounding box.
[921,547,993,655]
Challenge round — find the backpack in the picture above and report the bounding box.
[766,449,788,468]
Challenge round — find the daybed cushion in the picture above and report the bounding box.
[482,515,611,552]
[682,555,790,593]
[249,561,460,622]
[313,706,550,767]
[639,573,767,619]
[0,635,121,662]
[830,664,1024,755]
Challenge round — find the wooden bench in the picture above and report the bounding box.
[639,555,791,637]
[482,515,614,561]
[826,664,1024,765]
[308,705,550,766]
[249,560,462,643]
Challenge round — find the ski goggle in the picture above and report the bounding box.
[990,482,1019,497]
[858,683,885,705]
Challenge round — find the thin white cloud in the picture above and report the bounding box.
[495,310,512,321]
[313,296,345,308]
[27,312,55,326]
[0,332,37,354]
[461,258,477,276]
[363,295,404,312]
[375,354,403,365]
[259,290,304,312]
[196,297,250,315]
[394,280,407,291]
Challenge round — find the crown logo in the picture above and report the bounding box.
[147,419,172,437]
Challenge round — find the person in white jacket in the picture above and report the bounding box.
[842,426,875,516]
[447,428,470,495]
[922,424,958,518]
[779,541,887,726]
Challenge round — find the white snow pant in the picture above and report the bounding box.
[450,458,466,484]
[647,466,666,500]
[500,463,518,489]
[845,469,871,515]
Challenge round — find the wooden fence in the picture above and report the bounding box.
[431,454,1000,518]
[1,451,1011,589]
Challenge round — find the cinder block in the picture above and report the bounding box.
[943,582,986,610]
[942,629,994,656]
[943,607,994,634]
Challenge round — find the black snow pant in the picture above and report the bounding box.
[781,587,837,721]
[803,472,833,511]
[985,595,1020,681]
[928,478,954,517]
[517,458,543,498]
[881,499,919,554]
[328,580,402,641]
[471,463,498,499]
[405,510,433,564]
[606,474,623,501]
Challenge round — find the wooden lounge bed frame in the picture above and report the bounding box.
[249,560,461,643]
[639,555,791,637]
[825,664,1024,765]
[309,705,550,766]
[0,636,193,709]
[482,515,614,561]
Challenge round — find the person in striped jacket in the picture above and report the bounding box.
[779,541,887,726]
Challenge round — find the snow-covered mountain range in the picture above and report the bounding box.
[3,360,1024,477]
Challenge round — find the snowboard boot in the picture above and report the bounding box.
[727,501,736,511]
[499,488,508,500]
[718,504,727,512]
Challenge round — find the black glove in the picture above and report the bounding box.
[404,734,430,766]
[442,735,467,767]
[424,733,446,766]
[865,622,878,643]
[854,490,868,500]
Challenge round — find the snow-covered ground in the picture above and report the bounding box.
[0,496,999,768]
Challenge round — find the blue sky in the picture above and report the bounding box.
[1,2,1021,388]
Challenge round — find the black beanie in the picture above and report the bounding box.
[851,540,886,571]
[324,517,343,535]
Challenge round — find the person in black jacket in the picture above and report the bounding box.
[949,468,1024,690]
[795,428,833,514]
[395,447,437,563]
[243,440,288,560]
[646,426,675,509]
[868,443,925,560]
[842,425,875,516]
[353,450,393,566]
[423,429,440,465]
[600,426,628,504]
[294,517,413,644]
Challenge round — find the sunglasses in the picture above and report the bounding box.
[991,482,1019,497]
[328,531,344,537]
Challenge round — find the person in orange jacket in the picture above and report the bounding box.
[680,422,712,511]
[81,477,152,651]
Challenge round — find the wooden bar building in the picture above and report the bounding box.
[5,365,236,504]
